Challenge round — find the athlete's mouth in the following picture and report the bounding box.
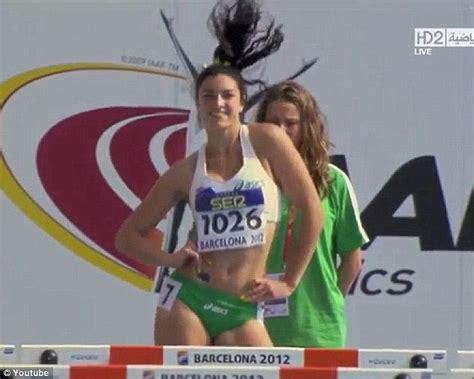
[210,111,226,117]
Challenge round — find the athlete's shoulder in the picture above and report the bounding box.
[167,152,197,175]
[248,122,285,140]
[159,152,198,196]
[247,122,290,155]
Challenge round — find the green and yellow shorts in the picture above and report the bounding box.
[158,271,262,339]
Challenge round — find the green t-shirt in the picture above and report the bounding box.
[265,164,369,347]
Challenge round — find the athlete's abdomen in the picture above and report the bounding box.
[178,223,276,297]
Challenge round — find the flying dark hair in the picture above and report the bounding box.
[208,0,284,72]
[160,0,317,113]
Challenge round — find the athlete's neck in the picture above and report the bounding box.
[206,123,241,157]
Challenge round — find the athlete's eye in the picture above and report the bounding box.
[221,91,235,99]
[284,120,299,128]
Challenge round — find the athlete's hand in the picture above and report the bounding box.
[164,240,200,269]
[243,278,295,303]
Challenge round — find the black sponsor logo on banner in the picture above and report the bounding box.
[348,259,415,296]
[331,155,473,252]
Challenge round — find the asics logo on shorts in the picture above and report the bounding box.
[203,303,228,316]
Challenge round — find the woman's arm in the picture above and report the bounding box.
[115,161,198,268]
[338,248,362,296]
[246,124,323,300]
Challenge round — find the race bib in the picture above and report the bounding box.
[158,275,182,311]
[195,186,266,252]
[264,273,289,318]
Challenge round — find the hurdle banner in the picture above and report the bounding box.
[456,351,474,368]
[11,346,448,372]
[131,346,446,372]
[161,347,447,372]
[0,347,16,365]
[19,346,109,366]
[448,369,474,378]
[126,366,435,379]
[356,350,447,373]
[0,365,436,379]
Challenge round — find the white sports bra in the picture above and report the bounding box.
[189,124,280,253]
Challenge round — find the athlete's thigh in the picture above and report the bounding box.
[214,319,273,346]
[155,300,211,345]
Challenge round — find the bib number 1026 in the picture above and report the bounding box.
[201,208,262,235]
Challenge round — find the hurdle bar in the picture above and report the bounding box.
[11,345,448,372]
[0,365,435,379]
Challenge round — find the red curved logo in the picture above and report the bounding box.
[0,63,189,290]
[37,106,188,278]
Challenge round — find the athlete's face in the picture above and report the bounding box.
[264,99,303,148]
[197,74,244,130]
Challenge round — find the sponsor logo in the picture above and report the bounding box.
[142,370,155,379]
[348,259,415,296]
[70,354,100,361]
[368,358,397,366]
[234,180,264,191]
[177,351,189,366]
[203,303,228,315]
[0,63,188,291]
[336,155,473,252]
[210,195,246,211]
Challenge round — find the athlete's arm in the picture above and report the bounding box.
[115,160,199,268]
[338,248,362,296]
[246,124,323,301]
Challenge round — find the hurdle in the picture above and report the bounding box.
[0,346,16,365]
[18,345,110,365]
[11,345,448,373]
[0,364,435,379]
[455,351,474,368]
[448,369,474,378]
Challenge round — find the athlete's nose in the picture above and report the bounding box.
[216,94,225,107]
